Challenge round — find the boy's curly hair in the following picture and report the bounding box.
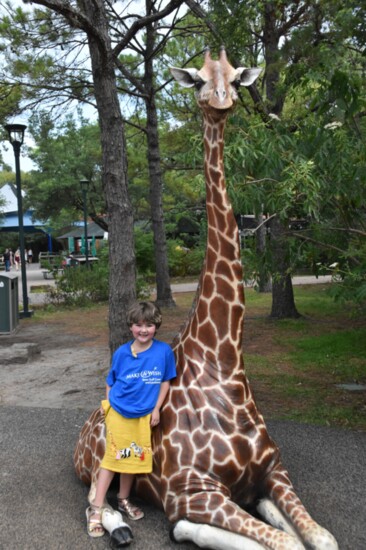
[126,301,162,329]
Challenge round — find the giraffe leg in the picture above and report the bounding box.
[171,520,270,550]
[257,498,338,550]
[259,468,338,550]
[169,492,305,550]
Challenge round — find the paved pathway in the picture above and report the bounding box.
[1,406,364,549]
[10,263,333,307]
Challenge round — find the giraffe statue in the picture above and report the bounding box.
[74,48,338,550]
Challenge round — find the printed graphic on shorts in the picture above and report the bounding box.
[112,436,152,461]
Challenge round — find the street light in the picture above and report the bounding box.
[79,178,89,268]
[5,123,33,318]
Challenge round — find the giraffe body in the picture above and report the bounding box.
[74,49,338,550]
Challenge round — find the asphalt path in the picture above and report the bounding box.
[1,405,365,550]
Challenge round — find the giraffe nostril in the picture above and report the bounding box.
[215,90,226,98]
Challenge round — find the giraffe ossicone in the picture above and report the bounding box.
[74,49,338,550]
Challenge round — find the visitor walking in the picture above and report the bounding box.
[14,248,21,271]
[3,249,11,271]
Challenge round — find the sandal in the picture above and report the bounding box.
[86,505,105,538]
[117,496,144,521]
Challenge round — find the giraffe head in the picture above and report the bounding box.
[171,47,261,115]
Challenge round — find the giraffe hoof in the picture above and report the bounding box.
[109,525,134,548]
[170,519,189,543]
[102,508,134,547]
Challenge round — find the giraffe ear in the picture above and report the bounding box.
[236,67,262,87]
[170,67,202,88]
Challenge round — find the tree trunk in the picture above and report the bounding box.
[81,0,136,352]
[263,2,284,116]
[263,2,296,314]
[256,211,272,293]
[269,216,300,319]
[144,8,175,308]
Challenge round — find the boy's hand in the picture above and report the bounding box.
[151,408,160,427]
[100,399,110,418]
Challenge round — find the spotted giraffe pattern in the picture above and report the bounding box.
[74,49,338,550]
[74,407,105,503]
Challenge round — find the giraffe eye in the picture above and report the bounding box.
[194,78,205,91]
[232,79,241,89]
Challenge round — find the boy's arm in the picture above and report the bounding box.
[151,381,170,426]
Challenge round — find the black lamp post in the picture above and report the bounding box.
[5,123,33,318]
[79,178,89,268]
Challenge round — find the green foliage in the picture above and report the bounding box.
[134,227,204,278]
[134,228,155,274]
[167,240,205,277]
[1,0,365,309]
[45,244,154,305]
[25,114,103,226]
[326,243,366,310]
[48,262,109,306]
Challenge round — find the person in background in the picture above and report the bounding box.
[14,248,21,271]
[3,249,11,271]
[27,248,33,263]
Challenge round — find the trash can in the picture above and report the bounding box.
[0,273,19,333]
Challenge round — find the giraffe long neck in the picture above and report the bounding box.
[174,112,245,376]
[199,112,245,339]
[203,113,243,281]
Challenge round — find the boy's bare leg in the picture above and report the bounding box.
[93,468,115,506]
[118,473,135,498]
[118,474,144,520]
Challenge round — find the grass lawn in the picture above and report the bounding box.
[34,283,366,431]
[243,285,366,431]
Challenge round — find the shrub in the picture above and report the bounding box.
[47,262,109,306]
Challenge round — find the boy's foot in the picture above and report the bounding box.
[117,497,144,521]
[86,505,105,537]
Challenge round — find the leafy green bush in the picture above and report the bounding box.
[47,242,151,305]
[134,228,155,273]
[47,262,109,306]
[134,227,204,277]
[167,240,204,277]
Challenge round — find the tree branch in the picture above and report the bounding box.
[112,0,186,57]
[23,0,107,52]
[290,232,361,266]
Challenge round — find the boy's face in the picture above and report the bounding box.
[130,321,157,346]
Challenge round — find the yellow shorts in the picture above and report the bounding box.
[100,400,153,474]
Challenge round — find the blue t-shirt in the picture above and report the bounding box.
[106,339,176,418]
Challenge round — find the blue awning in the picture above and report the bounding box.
[0,183,51,234]
[0,211,50,233]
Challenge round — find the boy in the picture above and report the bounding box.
[86,301,176,537]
